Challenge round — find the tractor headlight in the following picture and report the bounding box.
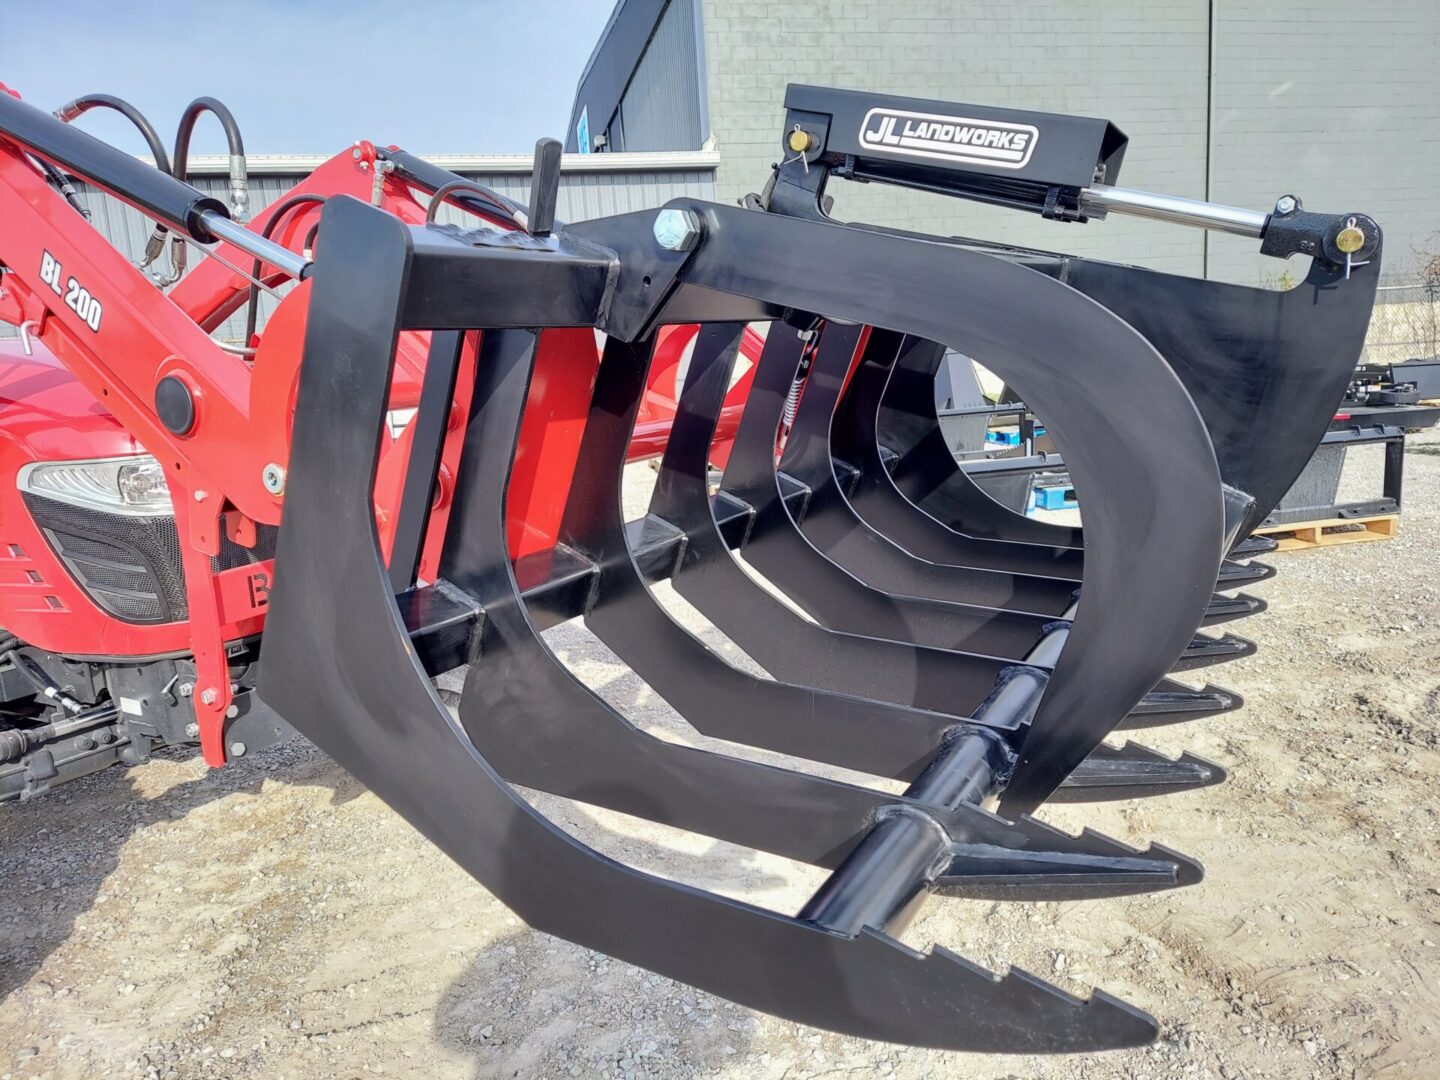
[17,455,174,516]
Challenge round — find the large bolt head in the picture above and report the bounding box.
[653,208,701,252]
[262,463,287,496]
[1274,195,1298,215]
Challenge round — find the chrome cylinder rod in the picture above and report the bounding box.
[1080,185,1269,238]
[198,209,312,280]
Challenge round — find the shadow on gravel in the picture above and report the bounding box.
[2,729,781,1078]
[0,738,349,1001]
[434,924,761,1080]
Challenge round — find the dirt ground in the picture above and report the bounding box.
[3,434,1439,1080]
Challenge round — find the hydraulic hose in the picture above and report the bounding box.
[3,648,86,717]
[36,157,90,218]
[424,177,524,226]
[53,93,172,174]
[52,94,176,263]
[243,193,327,345]
[171,96,248,218]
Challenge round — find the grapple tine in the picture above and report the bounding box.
[864,251,1372,564]
[1218,557,1277,586]
[646,321,1018,714]
[876,336,1084,547]
[1054,254,1379,541]
[1202,591,1269,626]
[1231,534,1279,557]
[1173,631,1258,671]
[1052,743,1228,802]
[1123,680,1244,728]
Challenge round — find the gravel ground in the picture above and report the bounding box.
[3,431,1438,1080]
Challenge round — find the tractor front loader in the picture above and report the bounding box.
[0,81,1381,1051]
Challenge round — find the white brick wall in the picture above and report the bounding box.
[701,0,1211,276]
[700,0,1437,285]
[1205,1,1440,286]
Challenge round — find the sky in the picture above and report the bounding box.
[0,0,616,156]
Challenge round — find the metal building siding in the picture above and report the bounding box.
[615,0,704,152]
[3,165,714,342]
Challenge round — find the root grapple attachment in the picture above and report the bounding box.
[253,86,1380,1051]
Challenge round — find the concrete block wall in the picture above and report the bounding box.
[701,0,1211,276]
[1205,1,1440,286]
[700,0,1437,286]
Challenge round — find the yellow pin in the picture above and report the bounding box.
[1335,225,1366,254]
[787,128,813,154]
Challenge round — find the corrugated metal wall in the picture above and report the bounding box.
[5,164,714,342]
[614,0,704,152]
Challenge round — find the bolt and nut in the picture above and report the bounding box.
[262,463,287,495]
[184,722,199,738]
[1275,195,1298,215]
[229,742,247,758]
[199,688,219,706]
[653,208,702,252]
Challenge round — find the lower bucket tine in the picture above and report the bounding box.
[875,336,1084,546]
[865,338,1276,592]
[786,328,1087,580]
[647,322,1017,714]
[645,319,1218,731]
[261,195,1231,1049]
[439,328,1200,879]
[719,323,1083,620]
[656,320,1239,731]
[714,320,1259,668]
[558,333,1224,802]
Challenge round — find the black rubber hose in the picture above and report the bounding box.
[36,157,90,218]
[0,93,223,241]
[424,178,521,226]
[242,193,327,344]
[54,93,172,175]
[170,96,244,180]
[381,149,526,226]
[4,650,85,716]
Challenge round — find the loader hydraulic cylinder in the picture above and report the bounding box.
[1078,184,1268,238]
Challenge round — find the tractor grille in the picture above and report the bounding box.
[21,494,278,625]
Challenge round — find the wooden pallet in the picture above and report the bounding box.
[1253,513,1399,552]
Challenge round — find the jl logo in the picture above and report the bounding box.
[860,108,1038,170]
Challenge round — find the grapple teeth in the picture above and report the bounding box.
[1126,680,1243,727]
[1175,630,1258,670]
[909,944,1161,1052]
[1202,591,1269,625]
[1231,534,1280,557]
[1052,741,1228,802]
[1218,557,1277,585]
